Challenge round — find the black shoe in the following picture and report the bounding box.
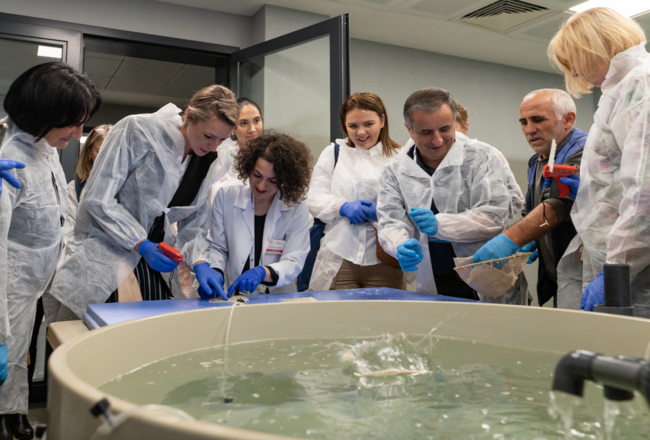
[9,414,34,440]
[0,416,13,440]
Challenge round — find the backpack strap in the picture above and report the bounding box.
[334,143,340,168]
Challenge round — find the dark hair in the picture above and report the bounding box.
[4,62,101,139]
[340,92,401,157]
[231,97,263,142]
[237,97,261,115]
[403,88,457,129]
[235,130,313,206]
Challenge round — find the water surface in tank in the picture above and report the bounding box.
[100,334,650,439]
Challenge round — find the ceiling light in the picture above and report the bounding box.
[37,45,63,58]
[569,1,650,17]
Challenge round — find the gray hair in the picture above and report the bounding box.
[522,88,576,121]
[404,88,457,129]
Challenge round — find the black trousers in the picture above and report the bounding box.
[433,272,479,300]
[106,259,172,303]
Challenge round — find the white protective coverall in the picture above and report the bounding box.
[557,43,650,316]
[65,180,78,243]
[403,134,524,219]
[172,137,241,299]
[0,188,10,354]
[0,119,68,414]
[307,140,399,291]
[378,139,528,304]
[46,103,190,320]
[185,179,310,293]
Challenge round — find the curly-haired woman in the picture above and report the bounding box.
[187,131,313,299]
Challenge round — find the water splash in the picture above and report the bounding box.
[339,333,432,378]
[604,400,620,440]
[548,391,582,439]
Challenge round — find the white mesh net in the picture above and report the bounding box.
[453,253,531,298]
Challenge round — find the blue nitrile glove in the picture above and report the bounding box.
[228,266,267,297]
[581,270,604,312]
[363,203,377,220]
[137,240,179,273]
[194,262,226,300]
[138,240,178,273]
[516,241,539,264]
[559,174,580,199]
[396,238,424,272]
[0,344,7,386]
[408,207,438,237]
[471,234,519,264]
[0,159,25,196]
[340,200,373,225]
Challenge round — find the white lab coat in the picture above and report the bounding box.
[47,103,188,319]
[377,139,527,304]
[0,119,68,414]
[307,140,399,291]
[403,134,524,218]
[558,43,650,317]
[188,179,310,293]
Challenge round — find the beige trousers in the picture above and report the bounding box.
[330,259,405,290]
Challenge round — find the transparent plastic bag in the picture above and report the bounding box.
[453,253,531,298]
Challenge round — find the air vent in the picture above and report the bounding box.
[453,0,558,33]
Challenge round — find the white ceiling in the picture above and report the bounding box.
[84,51,216,108]
[156,0,650,73]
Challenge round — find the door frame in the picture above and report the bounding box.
[229,14,350,142]
[0,12,239,72]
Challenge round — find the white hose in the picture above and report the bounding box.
[89,404,194,440]
[224,301,241,351]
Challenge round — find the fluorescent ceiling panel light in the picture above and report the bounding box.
[37,45,62,58]
[569,1,650,17]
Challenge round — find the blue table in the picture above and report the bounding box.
[83,288,474,330]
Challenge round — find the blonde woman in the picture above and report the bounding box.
[308,92,403,291]
[46,85,238,320]
[66,124,112,238]
[548,7,650,315]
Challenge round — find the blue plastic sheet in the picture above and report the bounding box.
[84,288,475,329]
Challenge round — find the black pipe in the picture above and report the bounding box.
[551,350,598,397]
[594,264,634,316]
[552,350,650,407]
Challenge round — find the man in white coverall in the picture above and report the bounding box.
[377,88,527,304]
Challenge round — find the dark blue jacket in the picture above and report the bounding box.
[525,128,587,306]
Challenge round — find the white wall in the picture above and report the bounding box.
[349,38,597,162]
[0,0,253,49]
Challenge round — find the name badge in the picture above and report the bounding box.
[267,239,286,254]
